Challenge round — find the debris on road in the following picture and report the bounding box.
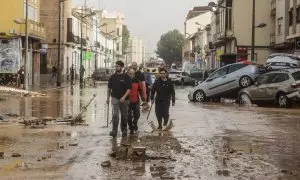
[101,160,111,167]
[12,153,21,157]
[69,143,78,147]
[0,86,47,97]
[0,152,4,159]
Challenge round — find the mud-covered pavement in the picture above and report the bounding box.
[0,84,300,180]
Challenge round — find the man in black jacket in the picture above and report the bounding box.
[107,60,132,138]
[150,68,175,129]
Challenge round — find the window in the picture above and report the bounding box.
[289,10,293,26]
[297,7,300,23]
[257,75,269,85]
[292,71,300,81]
[270,73,289,83]
[116,43,120,51]
[209,67,228,79]
[117,28,120,36]
[228,64,247,73]
[277,17,283,35]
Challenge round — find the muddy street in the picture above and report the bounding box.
[0,84,300,180]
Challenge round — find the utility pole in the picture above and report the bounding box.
[80,6,84,85]
[105,26,107,68]
[24,0,28,90]
[95,18,98,71]
[57,0,62,86]
[251,0,256,62]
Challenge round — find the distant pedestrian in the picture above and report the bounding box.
[151,68,175,129]
[70,64,75,84]
[107,60,132,138]
[127,68,142,135]
[49,65,57,84]
[143,67,152,102]
[17,66,24,89]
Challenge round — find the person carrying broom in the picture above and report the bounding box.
[150,68,175,130]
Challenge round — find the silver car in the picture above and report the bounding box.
[169,71,194,85]
[239,69,300,107]
[188,62,265,102]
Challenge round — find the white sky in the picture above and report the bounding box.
[72,0,213,55]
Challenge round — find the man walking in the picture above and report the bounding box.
[151,68,175,130]
[131,62,147,104]
[107,61,131,138]
[143,67,152,103]
[127,68,142,135]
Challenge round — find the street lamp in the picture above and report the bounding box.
[78,10,96,85]
[208,1,267,61]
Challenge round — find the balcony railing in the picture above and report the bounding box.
[271,0,276,16]
[20,20,46,39]
[67,32,80,44]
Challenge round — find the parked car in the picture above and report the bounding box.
[91,68,114,81]
[188,61,266,102]
[238,69,300,108]
[169,71,194,85]
[266,53,300,71]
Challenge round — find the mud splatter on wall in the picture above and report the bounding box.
[0,38,21,73]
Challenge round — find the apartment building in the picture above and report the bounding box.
[212,0,273,66]
[0,0,46,85]
[183,6,212,63]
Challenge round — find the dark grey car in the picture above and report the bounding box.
[92,68,114,81]
[239,69,300,107]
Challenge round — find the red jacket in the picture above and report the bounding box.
[130,79,146,103]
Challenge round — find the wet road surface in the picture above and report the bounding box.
[0,84,300,179]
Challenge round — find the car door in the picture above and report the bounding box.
[263,73,290,100]
[252,74,275,100]
[227,64,248,89]
[182,72,191,83]
[205,66,229,96]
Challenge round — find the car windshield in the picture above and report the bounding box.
[292,71,300,81]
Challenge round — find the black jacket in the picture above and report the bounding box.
[151,78,175,103]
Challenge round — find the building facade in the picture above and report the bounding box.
[40,2,118,83]
[126,37,145,66]
[183,6,212,64]
[0,0,46,86]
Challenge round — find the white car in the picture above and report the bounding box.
[188,62,265,102]
[266,53,300,71]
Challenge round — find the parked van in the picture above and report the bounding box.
[266,53,300,71]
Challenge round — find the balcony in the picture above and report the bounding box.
[20,20,46,39]
[67,32,80,44]
[81,38,87,47]
[270,0,276,16]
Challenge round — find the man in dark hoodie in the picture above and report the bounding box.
[150,68,175,129]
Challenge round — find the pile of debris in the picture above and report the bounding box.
[0,86,46,96]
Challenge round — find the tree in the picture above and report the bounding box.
[122,25,130,55]
[156,29,184,65]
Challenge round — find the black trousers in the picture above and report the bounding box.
[155,101,170,126]
[128,102,140,131]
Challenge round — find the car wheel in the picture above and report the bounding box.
[193,90,206,102]
[277,93,290,108]
[239,76,252,88]
[239,93,252,106]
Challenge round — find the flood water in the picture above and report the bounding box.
[0,84,300,179]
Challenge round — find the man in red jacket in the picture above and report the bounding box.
[127,68,146,135]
